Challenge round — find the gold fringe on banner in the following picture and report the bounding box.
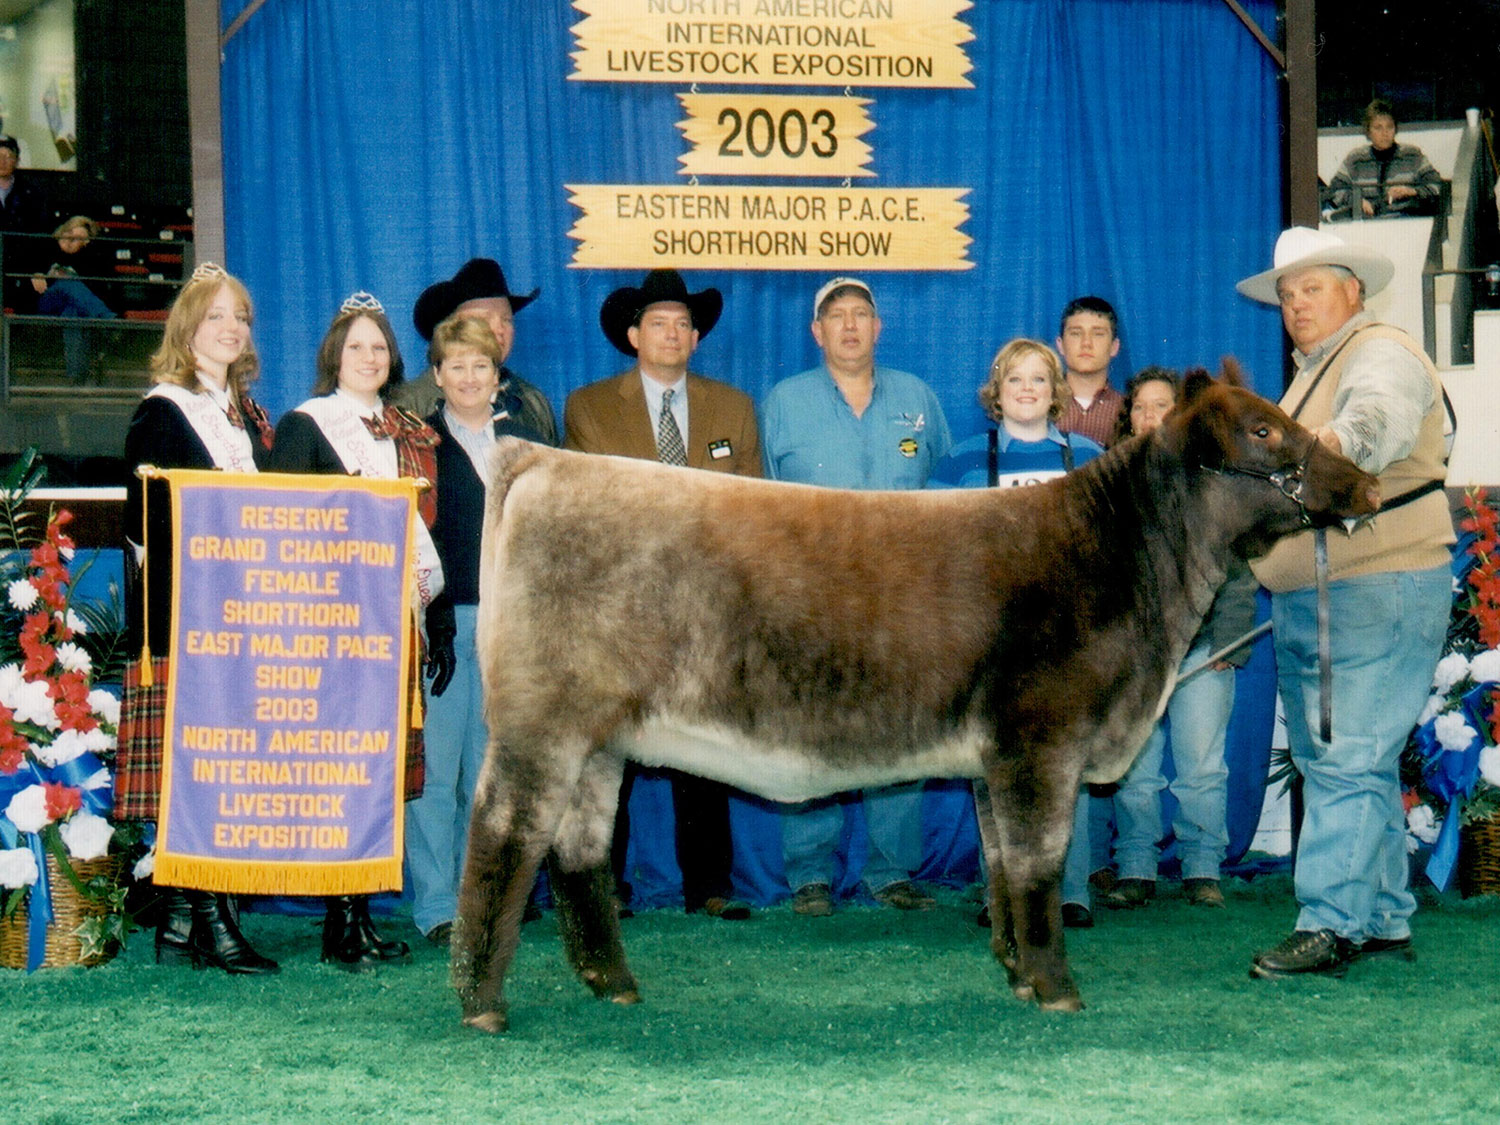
[153,854,403,897]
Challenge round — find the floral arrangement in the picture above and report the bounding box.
[1402,488,1500,889]
[1,451,138,966]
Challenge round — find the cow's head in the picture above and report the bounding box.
[1156,360,1380,551]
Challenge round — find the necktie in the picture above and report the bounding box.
[657,388,687,466]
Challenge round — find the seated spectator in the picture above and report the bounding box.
[1326,99,1442,220]
[30,216,117,383]
[929,338,1103,929]
[1105,367,1257,911]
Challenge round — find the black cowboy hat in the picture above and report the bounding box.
[599,269,723,357]
[412,259,539,340]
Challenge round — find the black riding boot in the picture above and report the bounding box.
[154,888,195,965]
[322,896,409,970]
[188,891,280,974]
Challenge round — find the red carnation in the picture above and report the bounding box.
[42,781,83,821]
[48,670,98,732]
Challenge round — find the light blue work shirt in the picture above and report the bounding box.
[760,364,952,490]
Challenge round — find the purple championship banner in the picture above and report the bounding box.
[153,471,417,895]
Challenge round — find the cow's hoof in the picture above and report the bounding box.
[1010,981,1036,1003]
[1039,993,1084,1013]
[462,1010,509,1034]
[581,966,640,1002]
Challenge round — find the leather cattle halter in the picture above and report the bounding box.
[1213,448,1315,527]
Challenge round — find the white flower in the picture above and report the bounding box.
[0,847,40,889]
[132,848,155,881]
[59,810,114,861]
[0,662,25,707]
[1417,693,1445,726]
[32,727,90,768]
[65,608,88,635]
[81,726,115,754]
[4,785,53,833]
[8,677,59,729]
[1432,652,1471,692]
[6,578,40,611]
[87,689,120,726]
[80,767,111,791]
[1434,711,1480,752]
[1406,803,1441,845]
[1469,649,1500,685]
[1481,745,1500,789]
[54,642,91,676]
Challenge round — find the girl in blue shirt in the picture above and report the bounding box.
[931,338,1104,927]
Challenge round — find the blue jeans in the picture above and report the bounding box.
[1114,641,1235,881]
[782,781,924,895]
[1272,566,1448,941]
[1061,789,1093,906]
[38,280,114,384]
[404,605,489,934]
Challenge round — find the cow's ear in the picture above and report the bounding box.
[1179,366,1216,407]
[1219,356,1247,388]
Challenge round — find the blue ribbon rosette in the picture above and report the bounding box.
[0,751,113,971]
[1413,689,1487,891]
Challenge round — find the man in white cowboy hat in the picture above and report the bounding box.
[564,268,759,921]
[1239,226,1453,978]
[400,258,558,444]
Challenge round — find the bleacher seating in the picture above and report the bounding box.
[1,204,194,459]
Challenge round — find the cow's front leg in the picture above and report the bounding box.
[452,740,583,1033]
[984,766,1083,1012]
[548,751,638,1004]
[973,780,1022,991]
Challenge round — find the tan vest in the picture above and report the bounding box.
[1251,323,1453,593]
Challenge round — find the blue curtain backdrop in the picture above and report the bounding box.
[219,0,1287,905]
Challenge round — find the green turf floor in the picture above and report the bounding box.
[3,873,1495,1124]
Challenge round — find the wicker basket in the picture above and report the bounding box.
[1458,814,1500,898]
[0,852,122,970]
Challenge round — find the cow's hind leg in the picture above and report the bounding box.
[548,750,639,1004]
[982,765,1084,1012]
[452,737,587,1033]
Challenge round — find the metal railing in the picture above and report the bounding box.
[1420,120,1498,365]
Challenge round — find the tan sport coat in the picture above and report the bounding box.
[563,368,761,477]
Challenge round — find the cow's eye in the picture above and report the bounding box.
[1252,425,1271,439]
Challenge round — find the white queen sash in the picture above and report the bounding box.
[147,383,258,473]
[294,395,445,608]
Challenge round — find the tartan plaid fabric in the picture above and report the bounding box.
[115,656,171,821]
[404,640,425,800]
[239,394,276,452]
[364,405,439,528]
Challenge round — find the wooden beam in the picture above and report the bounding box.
[1284,0,1320,227]
[1220,0,1285,70]
[185,0,225,266]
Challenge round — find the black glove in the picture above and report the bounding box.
[425,597,457,698]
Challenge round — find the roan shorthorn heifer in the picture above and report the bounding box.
[452,367,1379,1033]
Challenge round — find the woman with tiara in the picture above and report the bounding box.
[270,291,443,969]
[117,262,280,974]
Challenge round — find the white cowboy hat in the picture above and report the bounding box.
[1235,226,1395,305]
